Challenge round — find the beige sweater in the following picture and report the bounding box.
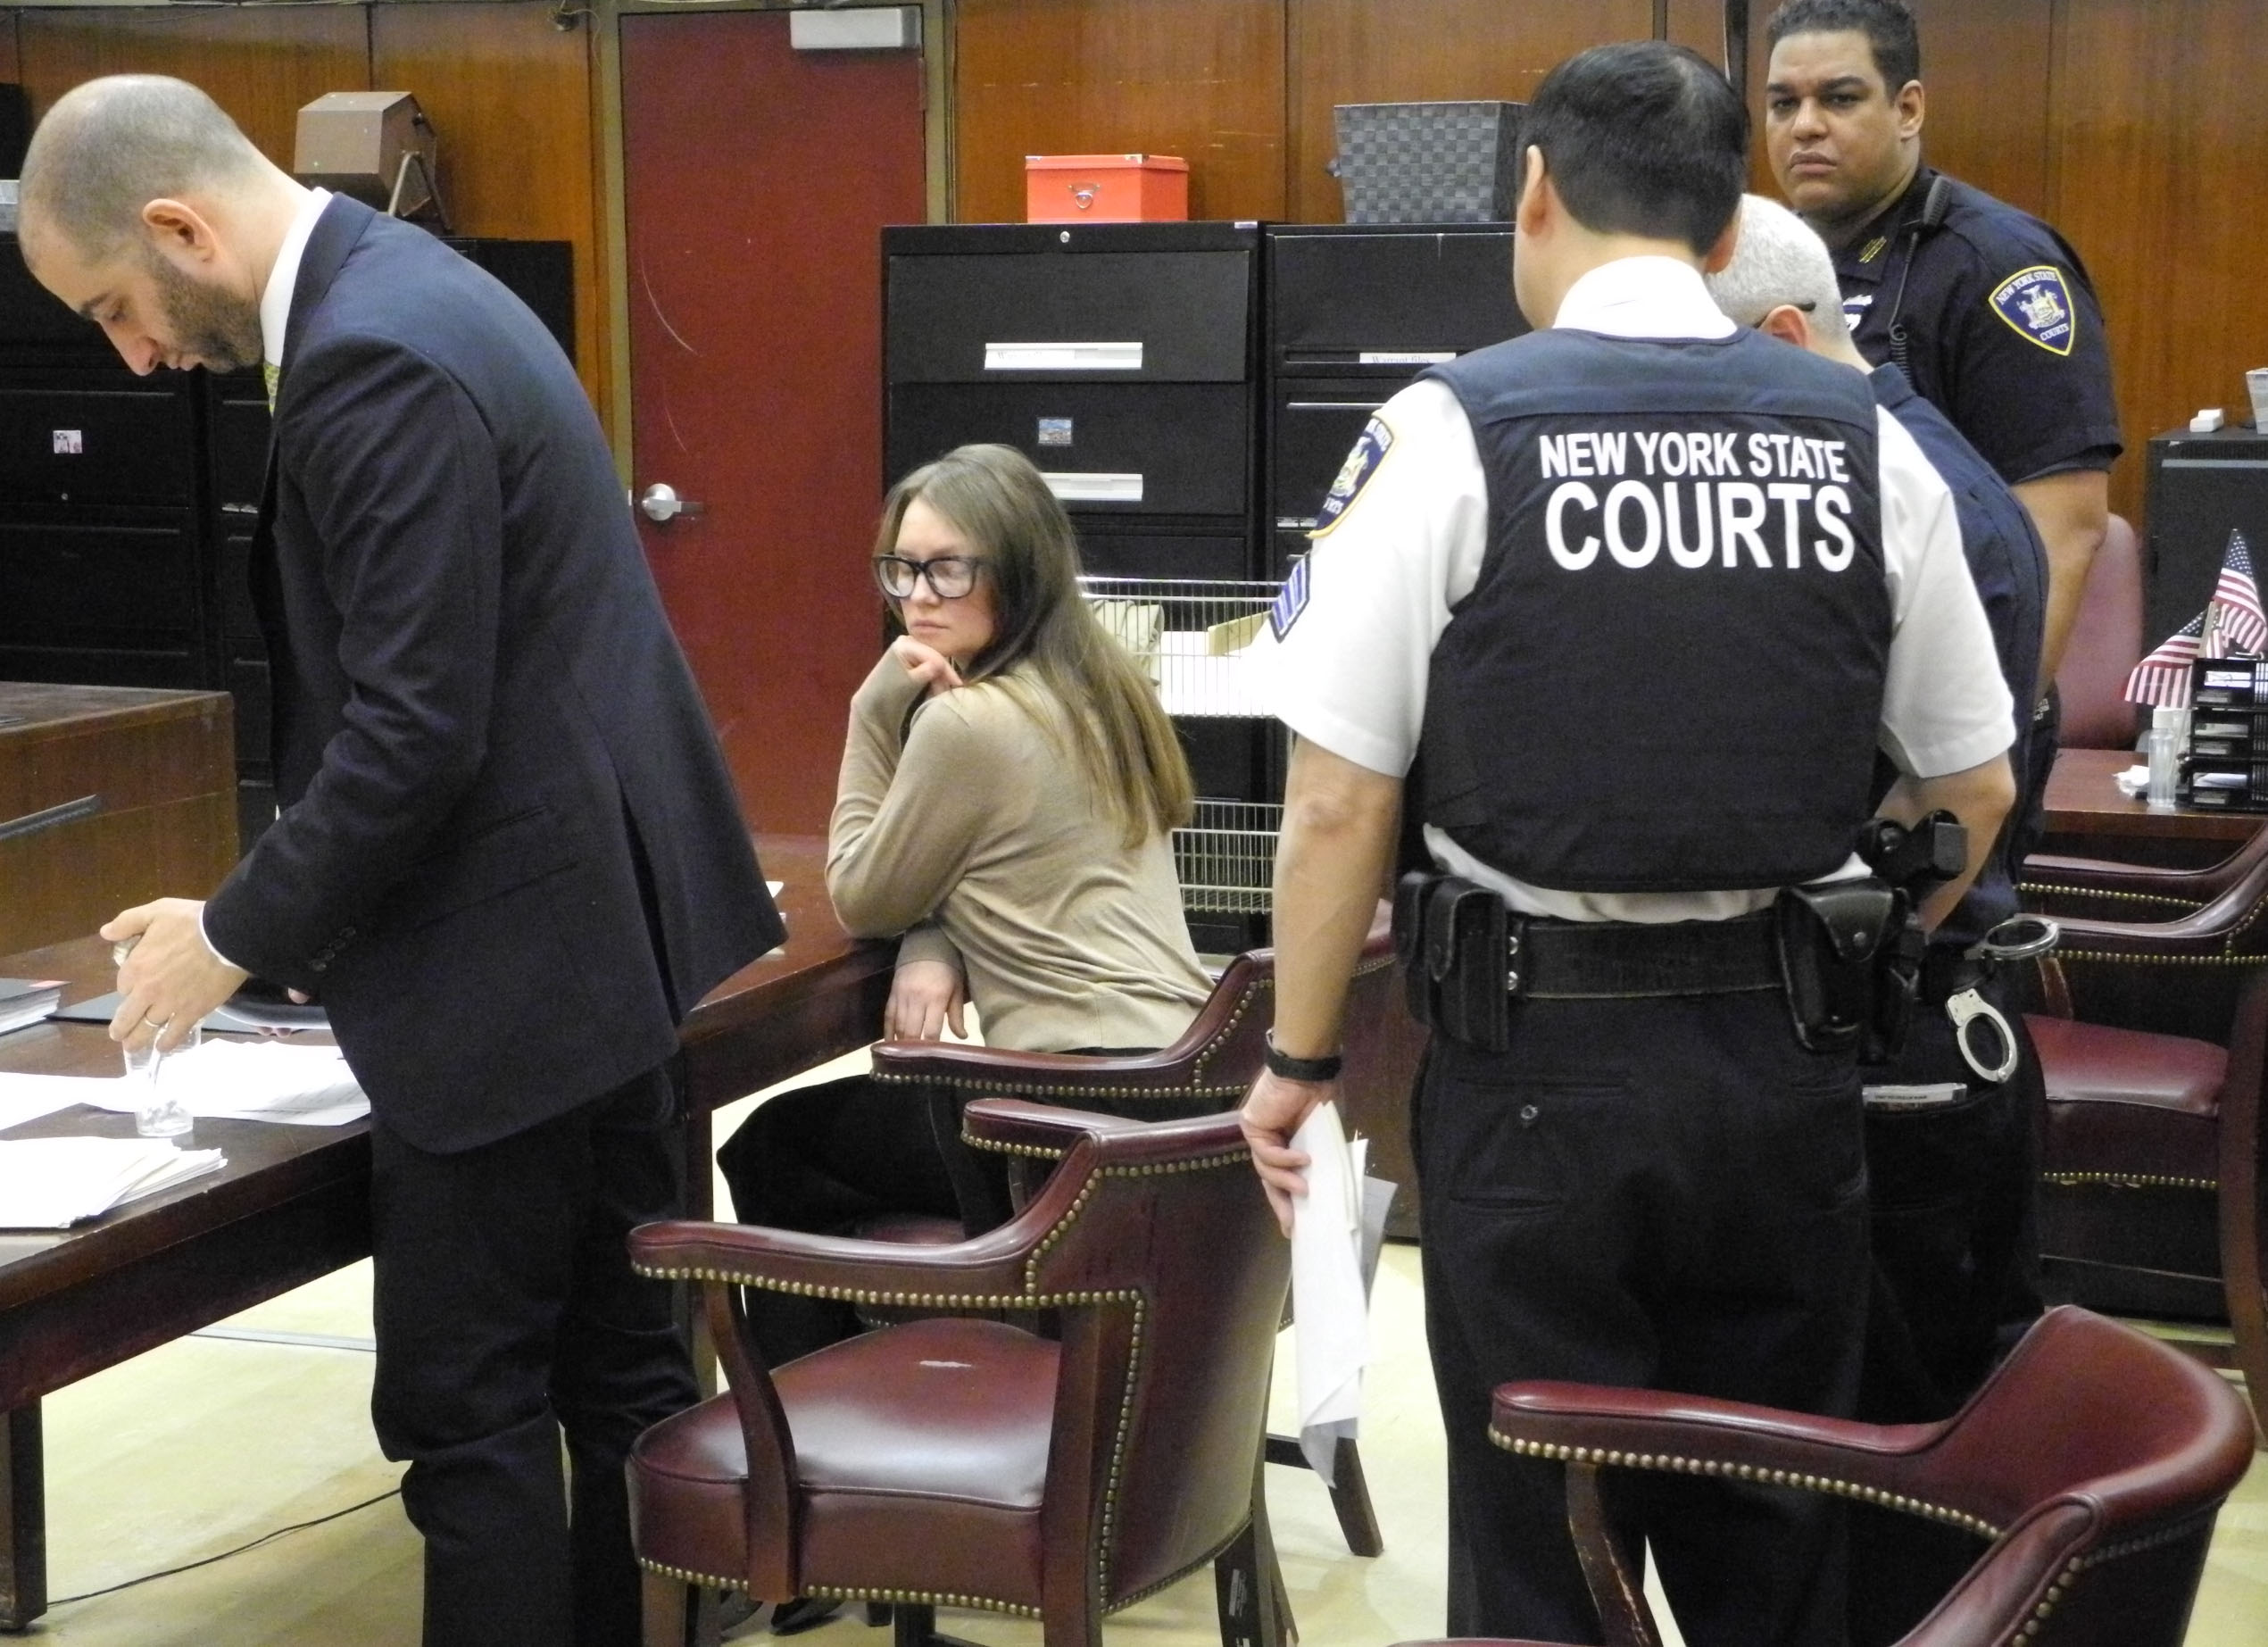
[827,654,1213,1053]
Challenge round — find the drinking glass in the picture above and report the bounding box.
[123,1026,200,1138]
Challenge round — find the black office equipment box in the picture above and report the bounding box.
[0,235,210,692]
[444,237,576,366]
[2144,426,2268,652]
[884,221,1262,580]
[1264,223,1526,573]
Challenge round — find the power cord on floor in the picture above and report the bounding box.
[47,1486,403,1608]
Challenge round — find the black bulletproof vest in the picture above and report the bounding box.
[1419,327,1890,894]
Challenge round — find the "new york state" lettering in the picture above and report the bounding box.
[1535,428,1857,573]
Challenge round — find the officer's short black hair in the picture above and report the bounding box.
[1523,42,1748,258]
[1766,0,1923,94]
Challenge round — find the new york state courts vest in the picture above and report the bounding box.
[1418,328,1891,894]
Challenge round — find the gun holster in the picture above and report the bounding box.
[1394,871,1512,1052]
[1774,878,1920,1059]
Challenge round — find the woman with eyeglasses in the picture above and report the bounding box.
[717,444,1213,1372]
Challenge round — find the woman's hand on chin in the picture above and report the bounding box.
[890,636,964,696]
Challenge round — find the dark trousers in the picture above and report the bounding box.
[714,1074,964,1364]
[1415,991,1870,1647]
[370,1064,699,1647]
[1849,975,2044,1644]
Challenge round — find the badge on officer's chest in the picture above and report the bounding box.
[1988,265,2077,356]
[1310,416,1395,539]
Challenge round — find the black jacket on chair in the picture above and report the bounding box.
[204,195,781,1152]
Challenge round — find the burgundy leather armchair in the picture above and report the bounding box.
[864,900,1428,1556]
[2051,513,2143,751]
[1395,1305,2256,1647]
[627,1102,1293,1647]
[2019,844,2268,1437]
[868,900,1425,1235]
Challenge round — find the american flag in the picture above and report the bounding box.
[2125,529,2268,707]
[2126,610,2205,708]
[2207,528,2268,654]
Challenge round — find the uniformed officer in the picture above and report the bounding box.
[1763,0,2120,693]
[1238,43,2017,1647]
[1708,193,2053,1646]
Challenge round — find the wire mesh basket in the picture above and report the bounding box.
[1173,798,1281,922]
[1082,576,1282,718]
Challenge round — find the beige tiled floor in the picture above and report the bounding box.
[27,1056,2268,1643]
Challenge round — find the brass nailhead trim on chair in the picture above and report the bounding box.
[2056,950,2263,968]
[2042,1170,2217,1192]
[2008,1512,2222,1640]
[967,1135,1068,1161]
[637,1556,744,1592]
[1488,1433,2003,1541]
[2016,883,2204,912]
[806,1585,1043,1620]
[2048,887,2268,969]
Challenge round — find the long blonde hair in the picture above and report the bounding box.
[876,445,1194,846]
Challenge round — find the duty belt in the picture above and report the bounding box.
[1507,910,1782,1001]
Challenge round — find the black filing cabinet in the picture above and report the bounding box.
[2145,427,2268,651]
[0,241,210,695]
[0,230,574,856]
[884,221,1261,580]
[885,222,1278,951]
[1264,222,1527,575]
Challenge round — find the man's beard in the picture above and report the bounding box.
[146,248,263,374]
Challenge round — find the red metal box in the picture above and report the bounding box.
[1024,154,1189,222]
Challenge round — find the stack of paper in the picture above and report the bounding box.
[0,1136,226,1227]
[1288,1100,1396,1483]
[0,977,63,1037]
[76,1040,369,1127]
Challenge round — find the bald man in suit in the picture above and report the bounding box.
[20,76,783,1646]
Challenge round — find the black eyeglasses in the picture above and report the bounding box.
[874,554,984,600]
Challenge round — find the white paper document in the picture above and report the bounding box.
[75,1040,370,1127]
[0,1136,227,1228]
[0,1080,94,1135]
[1289,1100,1395,1483]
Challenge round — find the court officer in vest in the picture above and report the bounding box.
[1764,0,2120,837]
[1240,43,2016,1647]
[1708,193,2053,1647]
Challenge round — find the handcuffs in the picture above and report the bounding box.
[1943,914,2059,1082]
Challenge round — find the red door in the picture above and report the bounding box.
[621,12,926,834]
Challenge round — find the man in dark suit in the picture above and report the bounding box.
[18,76,784,1647]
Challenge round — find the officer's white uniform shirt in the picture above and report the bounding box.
[1262,254,2015,924]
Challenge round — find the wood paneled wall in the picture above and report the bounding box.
[2048,0,2268,525]
[953,0,1288,224]
[0,3,608,424]
[1283,0,1653,224]
[368,6,606,424]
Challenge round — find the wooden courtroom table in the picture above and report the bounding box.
[2040,745,2266,867]
[0,836,889,1630]
[0,683,237,958]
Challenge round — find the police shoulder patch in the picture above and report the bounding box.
[1988,264,2077,356]
[1309,415,1395,539]
[1268,553,1311,640]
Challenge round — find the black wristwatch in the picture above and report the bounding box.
[1265,1031,1342,1083]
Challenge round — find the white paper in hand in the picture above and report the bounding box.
[1290,1099,1371,1482]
